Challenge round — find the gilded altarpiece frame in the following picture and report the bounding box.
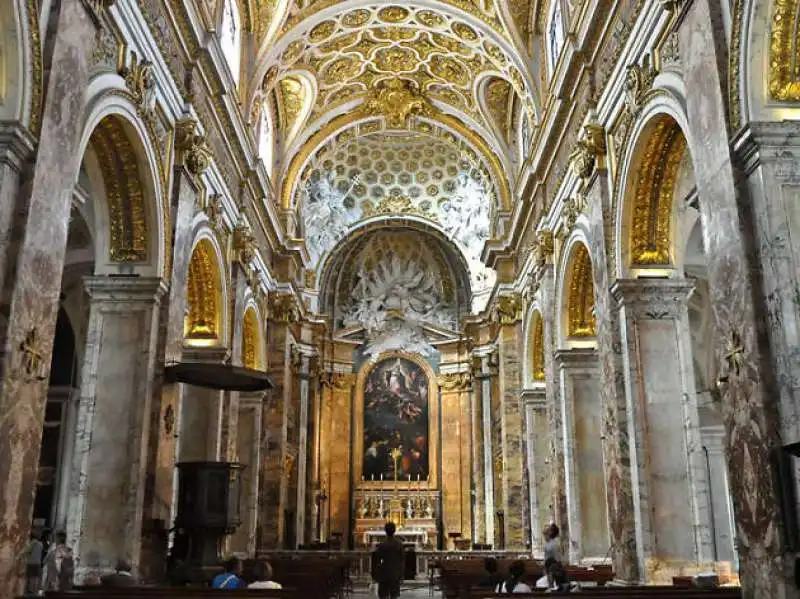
[353,352,440,491]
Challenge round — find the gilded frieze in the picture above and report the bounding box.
[566,243,595,337]
[439,372,472,391]
[769,0,800,101]
[629,116,685,266]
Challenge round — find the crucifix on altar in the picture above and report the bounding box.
[390,447,402,482]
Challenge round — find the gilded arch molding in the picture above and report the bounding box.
[769,0,800,101]
[89,116,150,263]
[566,242,595,337]
[280,90,512,213]
[628,115,686,267]
[185,238,225,342]
[531,310,545,381]
[242,306,264,369]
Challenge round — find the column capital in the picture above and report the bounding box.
[521,388,546,410]
[83,276,168,303]
[0,122,36,172]
[553,347,597,371]
[733,121,800,179]
[611,278,694,318]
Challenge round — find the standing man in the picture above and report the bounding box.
[373,522,405,599]
[24,531,43,594]
[41,532,73,591]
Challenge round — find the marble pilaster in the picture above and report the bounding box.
[66,276,167,578]
[700,425,737,564]
[0,2,94,594]
[295,351,312,547]
[585,167,639,581]
[231,391,264,555]
[497,322,525,549]
[680,2,792,596]
[523,389,549,555]
[470,366,486,544]
[478,351,496,546]
[612,279,713,574]
[554,348,608,562]
[440,375,472,547]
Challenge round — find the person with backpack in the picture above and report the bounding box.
[211,557,247,589]
[41,531,74,591]
[495,560,532,594]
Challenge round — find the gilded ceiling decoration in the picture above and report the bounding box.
[185,239,223,341]
[482,75,514,147]
[629,116,685,266]
[260,4,536,131]
[567,242,595,337]
[277,75,311,143]
[89,116,149,263]
[506,0,533,47]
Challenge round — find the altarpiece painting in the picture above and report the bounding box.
[362,357,429,481]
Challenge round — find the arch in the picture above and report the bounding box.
[77,93,166,277]
[276,71,317,149]
[242,304,265,370]
[524,306,545,385]
[317,217,473,317]
[185,237,226,346]
[614,95,695,279]
[476,73,516,153]
[258,98,275,175]
[221,0,243,85]
[561,240,595,341]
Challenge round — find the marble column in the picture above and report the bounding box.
[497,322,525,549]
[230,391,264,555]
[440,373,472,547]
[318,373,354,547]
[585,165,639,580]
[680,2,792,596]
[66,276,167,578]
[469,361,486,544]
[523,389,549,555]
[612,279,713,575]
[295,350,311,547]
[0,2,94,594]
[148,167,198,577]
[554,348,608,562]
[176,347,229,462]
[477,350,496,546]
[700,425,737,564]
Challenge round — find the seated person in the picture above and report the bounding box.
[495,560,532,594]
[101,559,136,587]
[479,557,502,589]
[211,557,246,589]
[248,561,283,590]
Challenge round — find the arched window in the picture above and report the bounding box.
[258,104,273,176]
[547,0,566,75]
[220,0,242,85]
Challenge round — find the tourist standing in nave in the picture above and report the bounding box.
[41,531,74,591]
[373,522,405,599]
[24,531,43,595]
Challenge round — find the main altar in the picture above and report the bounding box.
[353,485,440,549]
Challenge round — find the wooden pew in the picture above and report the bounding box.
[460,587,742,599]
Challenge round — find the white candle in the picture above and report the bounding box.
[381,473,383,481]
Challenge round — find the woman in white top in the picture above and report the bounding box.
[247,561,283,590]
[495,560,532,594]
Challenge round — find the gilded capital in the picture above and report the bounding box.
[269,292,299,324]
[439,372,472,392]
[120,52,156,115]
[233,217,257,265]
[175,117,212,176]
[205,194,224,230]
[534,229,554,267]
[494,293,522,326]
[569,124,606,182]
[624,62,656,113]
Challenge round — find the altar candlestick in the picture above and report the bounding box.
[381,473,383,481]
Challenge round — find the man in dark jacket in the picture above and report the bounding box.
[373,522,405,599]
[101,559,137,587]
